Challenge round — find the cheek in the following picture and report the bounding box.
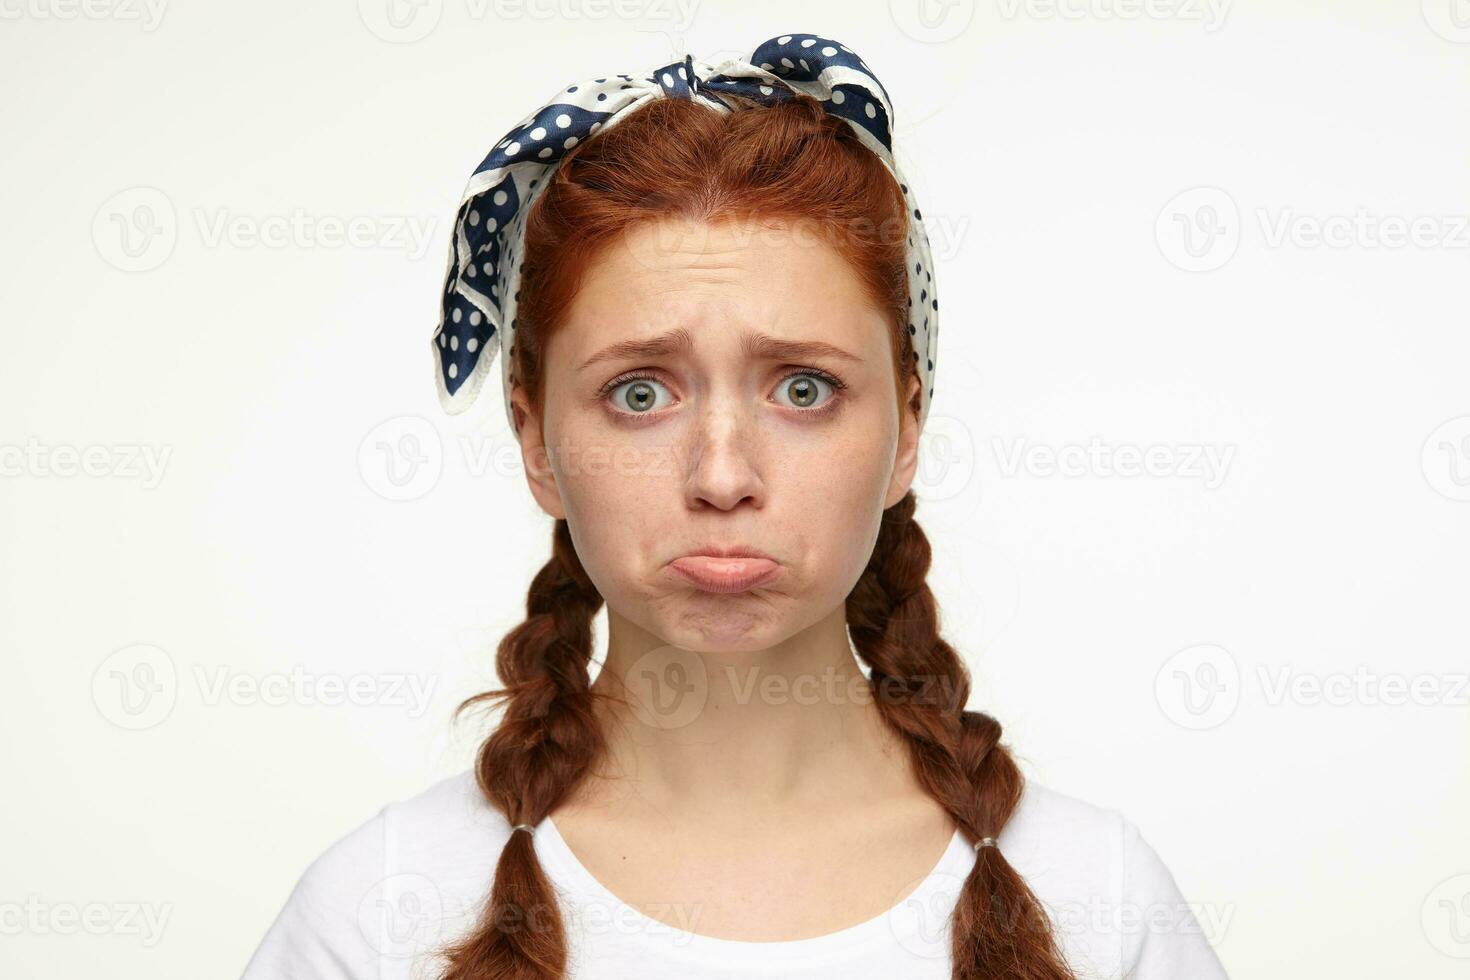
[550,422,674,592]
[759,403,898,596]
[785,435,893,581]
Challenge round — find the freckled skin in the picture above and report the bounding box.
[508,217,949,943]
[512,216,921,657]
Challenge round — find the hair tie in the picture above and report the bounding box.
[511,823,536,836]
[430,33,940,435]
[973,836,998,852]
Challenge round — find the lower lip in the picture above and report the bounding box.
[667,556,783,594]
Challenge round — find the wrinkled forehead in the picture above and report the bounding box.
[554,216,892,370]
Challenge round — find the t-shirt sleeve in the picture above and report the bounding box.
[1119,819,1231,979]
[238,807,389,980]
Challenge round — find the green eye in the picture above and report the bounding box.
[609,377,671,413]
[777,373,833,409]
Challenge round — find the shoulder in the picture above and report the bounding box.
[239,770,510,980]
[998,779,1231,980]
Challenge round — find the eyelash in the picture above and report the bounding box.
[599,368,848,419]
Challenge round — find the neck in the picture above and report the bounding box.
[585,604,913,814]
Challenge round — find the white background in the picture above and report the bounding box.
[2,1,1468,977]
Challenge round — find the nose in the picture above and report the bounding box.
[683,394,764,512]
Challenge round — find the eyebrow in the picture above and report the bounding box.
[578,327,864,372]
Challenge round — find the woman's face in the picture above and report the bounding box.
[513,216,921,653]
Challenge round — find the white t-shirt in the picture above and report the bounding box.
[239,770,1230,980]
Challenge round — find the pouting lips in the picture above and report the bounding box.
[666,556,784,594]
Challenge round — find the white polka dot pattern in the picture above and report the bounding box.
[432,33,939,434]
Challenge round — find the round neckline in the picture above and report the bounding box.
[534,814,974,962]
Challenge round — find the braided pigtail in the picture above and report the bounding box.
[438,519,605,980]
[847,490,1076,980]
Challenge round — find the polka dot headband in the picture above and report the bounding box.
[431,33,939,434]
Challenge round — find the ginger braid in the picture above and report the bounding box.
[437,518,606,980]
[847,489,1075,979]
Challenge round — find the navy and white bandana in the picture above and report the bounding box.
[431,33,939,433]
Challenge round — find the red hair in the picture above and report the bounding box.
[437,92,1076,980]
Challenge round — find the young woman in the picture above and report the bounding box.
[242,35,1230,980]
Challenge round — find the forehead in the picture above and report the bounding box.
[556,216,890,361]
